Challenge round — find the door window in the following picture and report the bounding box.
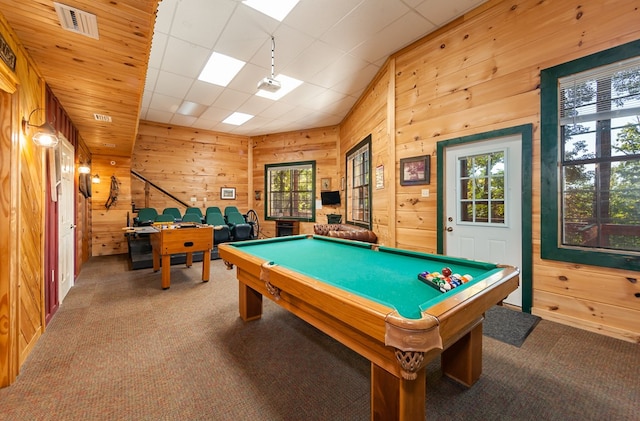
[458,151,506,225]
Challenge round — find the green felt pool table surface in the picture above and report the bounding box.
[227,235,502,319]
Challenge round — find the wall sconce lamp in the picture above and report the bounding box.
[255,190,262,200]
[22,108,59,147]
[91,174,100,184]
[78,163,91,174]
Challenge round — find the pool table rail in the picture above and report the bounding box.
[219,238,520,421]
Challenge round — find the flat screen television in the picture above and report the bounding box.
[321,190,341,205]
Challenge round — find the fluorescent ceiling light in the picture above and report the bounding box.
[198,52,246,87]
[255,74,303,100]
[223,112,254,125]
[177,101,207,117]
[242,0,299,21]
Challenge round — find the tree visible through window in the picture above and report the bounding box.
[541,40,640,270]
[346,135,371,227]
[265,161,315,220]
[559,58,640,252]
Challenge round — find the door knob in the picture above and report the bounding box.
[446,226,453,232]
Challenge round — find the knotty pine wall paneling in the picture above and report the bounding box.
[91,156,131,256]
[383,0,640,341]
[0,13,47,386]
[132,121,250,220]
[251,126,340,238]
[340,64,393,247]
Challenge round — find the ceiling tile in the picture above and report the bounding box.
[153,71,194,98]
[416,0,486,26]
[350,11,435,63]
[169,0,236,48]
[161,37,212,79]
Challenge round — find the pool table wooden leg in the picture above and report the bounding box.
[371,363,426,421]
[441,321,483,386]
[239,281,262,321]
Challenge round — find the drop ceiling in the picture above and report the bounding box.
[1,0,487,157]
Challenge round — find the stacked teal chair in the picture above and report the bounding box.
[181,213,202,223]
[136,208,158,226]
[162,207,182,222]
[185,207,204,223]
[206,206,222,216]
[224,207,252,241]
[206,210,231,244]
[155,214,174,223]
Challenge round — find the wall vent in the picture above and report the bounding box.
[102,143,116,148]
[94,113,112,122]
[54,2,99,40]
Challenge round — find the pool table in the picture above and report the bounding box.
[218,235,519,420]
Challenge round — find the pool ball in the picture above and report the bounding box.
[441,267,452,277]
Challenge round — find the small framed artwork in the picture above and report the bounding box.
[375,165,384,189]
[221,187,236,200]
[321,178,331,191]
[400,155,430,186]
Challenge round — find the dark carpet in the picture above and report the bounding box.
[1,255,638,420]
[483,305,541,347]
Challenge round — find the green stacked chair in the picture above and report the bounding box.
[136,208,158,226]
[162,207,182,222]
[185,207,204,223]
[154,214,174,223]
[206,206,222,216]
[181,213,202,223]
[206,211,231,244]
[225,209,252,241]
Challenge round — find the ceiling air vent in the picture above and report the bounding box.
[94,113,112,123]
[54,2,99,40]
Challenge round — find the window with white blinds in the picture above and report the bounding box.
[554,51,640,255]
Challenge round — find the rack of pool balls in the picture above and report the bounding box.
[417,267,473,293]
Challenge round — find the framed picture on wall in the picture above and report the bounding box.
[221,187,236,200]
[400,155,430,186]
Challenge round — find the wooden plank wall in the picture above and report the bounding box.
[340,66,395,247]
[378,0,639,342]
[131,121,250,221]
[250,126,340,238]
[91,155,132,256]
[126,0,639,343]
[0,13,46,386]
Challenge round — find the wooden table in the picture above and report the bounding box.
[219,235,519,420]
[149,225,213,289]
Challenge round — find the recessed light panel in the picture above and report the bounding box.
[242,0,299,21]
[177,101,207,117]
[223,112,254,125]
[198,52,246,87]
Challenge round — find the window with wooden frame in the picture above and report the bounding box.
[265,161,315,221]
[541,39,640,270]
[345,135,371,228]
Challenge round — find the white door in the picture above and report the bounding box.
[58,136,75,302]
[444,135,522,307]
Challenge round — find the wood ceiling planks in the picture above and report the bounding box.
[0,0,159,157]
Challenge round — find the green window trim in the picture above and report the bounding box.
[264,161,316,222]
[345,134,372,229]
[540,39,640,271]
[436,124,533,313]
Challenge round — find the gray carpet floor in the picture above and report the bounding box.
[1,254,638,420]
